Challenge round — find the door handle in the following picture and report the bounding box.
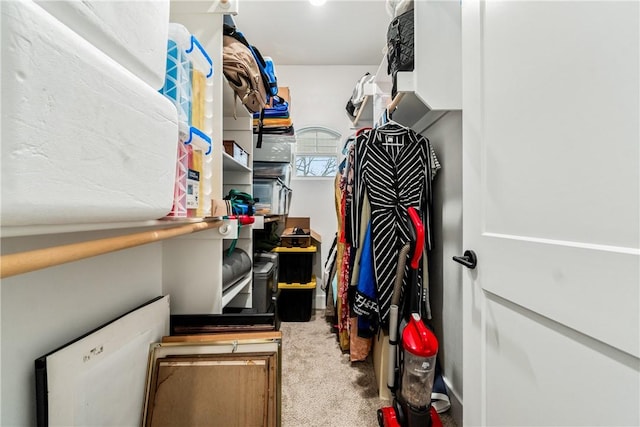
[452,250,477,269]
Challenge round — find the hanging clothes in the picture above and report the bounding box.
[353,220,377,337]
[334,170,350,350]
[350,122,439,328]
[322,234,338,321]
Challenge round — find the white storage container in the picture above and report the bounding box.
[253,135,295,163]
[253,162,292,188]
[160,23,214,217]
[1,1,179,227]
[253,178,291,216]
[161,23,214,127]
[35,0,170,90]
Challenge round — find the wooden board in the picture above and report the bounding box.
[145,353,277,427]
[143,341,281,427]
[162,331,282,343]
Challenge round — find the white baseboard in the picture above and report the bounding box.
[313,290,326,310]
[443,375,462,427]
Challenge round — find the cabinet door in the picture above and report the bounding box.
[462,1,639,425]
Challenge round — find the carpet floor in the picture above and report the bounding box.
[280,311,457,427]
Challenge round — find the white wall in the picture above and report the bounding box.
[1,231,163,426]
[275,65,377,308]
[421,111,463,423]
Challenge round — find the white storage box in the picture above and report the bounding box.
[35,0,170,90]
[1,1,179,227]
[223,140,250,167]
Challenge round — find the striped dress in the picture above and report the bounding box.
[350,124,437,327]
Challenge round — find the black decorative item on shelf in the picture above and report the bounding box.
[387,8,414,97]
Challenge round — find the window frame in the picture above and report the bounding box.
[293,126,342,179]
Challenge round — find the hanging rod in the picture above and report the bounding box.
[0,219,224,279]
[375,93,406,127]
[387,92,406,115]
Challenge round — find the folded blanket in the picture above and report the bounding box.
[253,117,293,128]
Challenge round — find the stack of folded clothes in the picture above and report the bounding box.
[253,95,294,136]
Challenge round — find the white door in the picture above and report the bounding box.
[462,1,639,425]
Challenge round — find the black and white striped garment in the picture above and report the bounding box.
[350,123,436,327]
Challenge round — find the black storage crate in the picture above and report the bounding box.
[277,283,314,322]
[274,246,316,284]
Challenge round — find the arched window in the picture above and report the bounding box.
[294,126,341,177]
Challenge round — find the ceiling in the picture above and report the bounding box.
[233,0,391,66]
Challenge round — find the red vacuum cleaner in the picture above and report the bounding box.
[378,207,442,427]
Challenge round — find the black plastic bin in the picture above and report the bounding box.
[273,246,315,284]
[277,279,315,322]
[253,260,277,313]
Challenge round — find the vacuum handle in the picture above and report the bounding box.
[407,207,424,269]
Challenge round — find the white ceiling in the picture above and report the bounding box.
[233,0,391,66]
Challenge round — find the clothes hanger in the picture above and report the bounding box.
[341,135,355,155]
[376,107,404,130]
[356,126,372,136]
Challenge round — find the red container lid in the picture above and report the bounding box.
[402,313,438,357]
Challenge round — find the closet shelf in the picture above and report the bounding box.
[222,273,252,306]
[372,70,448,132]
[350,95,374,127]
[387,89,447,133]
[349,81,375,127]
[263,215,284,224]
[255,134,297,145]
[372,0,462,132]
[222,151,252,172]
[251,214,283,230]
[170,0,238,16]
